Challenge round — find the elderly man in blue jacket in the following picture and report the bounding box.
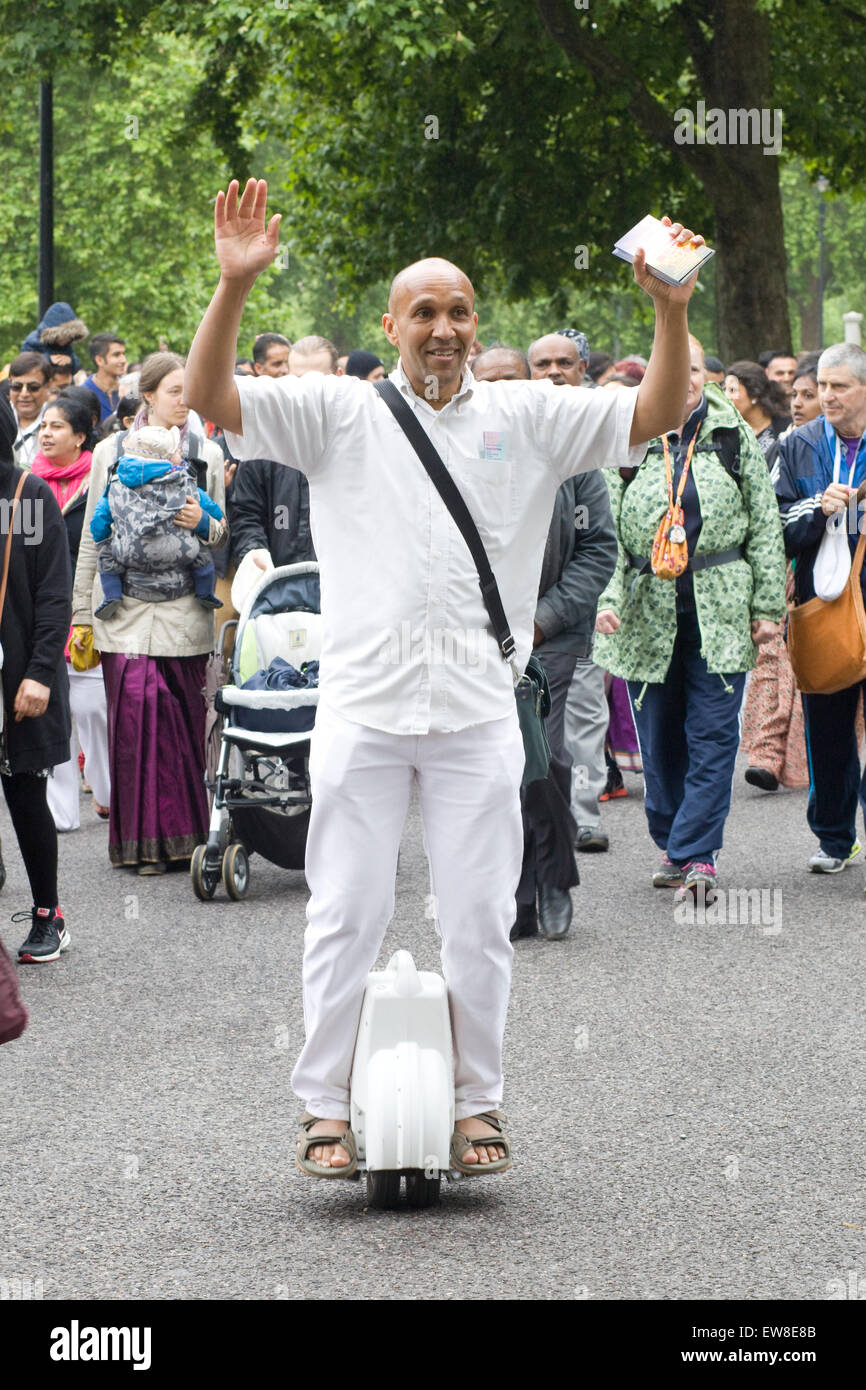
[774,342,866,876]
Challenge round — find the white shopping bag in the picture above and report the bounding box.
[814,512,852,601]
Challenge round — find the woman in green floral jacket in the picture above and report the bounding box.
[594,342,786,897]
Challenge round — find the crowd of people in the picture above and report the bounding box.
[2,210,865,1175]
[0,303,860,964]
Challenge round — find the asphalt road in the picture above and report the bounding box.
[1,757,864,1302]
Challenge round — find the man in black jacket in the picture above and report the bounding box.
[228,455,316,572]
[473,346,619,940]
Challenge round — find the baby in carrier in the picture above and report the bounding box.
[90,424,223,618]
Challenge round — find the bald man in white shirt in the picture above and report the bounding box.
[187,179,705,1179]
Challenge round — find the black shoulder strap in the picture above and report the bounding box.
[711,424,742,481]
[183,428,208,490]
[373,379,516,662]
[185,457,208,491]
[101,428,129,492]
[625,427,742,488]
[105,427,207,493]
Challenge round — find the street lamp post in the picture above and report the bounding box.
[38,78,54,318]
[816,174,830,350]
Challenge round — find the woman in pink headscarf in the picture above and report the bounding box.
[30,394,112,828]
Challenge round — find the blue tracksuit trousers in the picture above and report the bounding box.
[627,608,746,864]
[801,683,866,860]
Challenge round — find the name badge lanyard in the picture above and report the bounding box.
[830,432,866,537]
[661,431,698,545]
[832,432,862,490]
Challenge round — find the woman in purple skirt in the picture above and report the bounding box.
[71,353,227,873]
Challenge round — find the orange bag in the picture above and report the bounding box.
[787,529,866,694]
[650,432,695,579]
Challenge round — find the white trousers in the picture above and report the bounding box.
[291,703,525,1121]
[47,667,111,832]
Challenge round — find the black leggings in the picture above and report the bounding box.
[1,772,58,909]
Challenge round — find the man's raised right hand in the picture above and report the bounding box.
[215,178,282,284]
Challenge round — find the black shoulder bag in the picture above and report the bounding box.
[374,379,551,786]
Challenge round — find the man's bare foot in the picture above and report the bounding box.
[306,1118,352,1168]
[455,1116,508,1165]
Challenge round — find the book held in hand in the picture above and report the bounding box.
[613,215,714,286]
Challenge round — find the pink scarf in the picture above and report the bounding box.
[30,449,94,512]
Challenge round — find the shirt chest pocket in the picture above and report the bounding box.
[448,453,516,532]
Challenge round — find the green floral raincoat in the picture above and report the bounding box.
[593,384,786,685]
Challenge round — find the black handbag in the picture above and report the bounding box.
[374,380,551,786]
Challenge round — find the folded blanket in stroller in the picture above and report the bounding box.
[233,658,318,734]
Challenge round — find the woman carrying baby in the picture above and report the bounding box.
[71,352,228,874]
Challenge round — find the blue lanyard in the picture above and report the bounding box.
[823,416,866,486]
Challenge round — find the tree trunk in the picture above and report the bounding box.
[704,0,791,359]
[534,0,793,358]
[711,153,791,360]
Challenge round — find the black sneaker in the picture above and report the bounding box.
[16,907,71,964]
[599,757,625,801]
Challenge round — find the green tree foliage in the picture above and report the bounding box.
[194,0,866,355]
[0,34,286,362]
[782,163,866,351]
[2,1,866,366]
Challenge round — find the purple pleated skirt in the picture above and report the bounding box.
[101,652,209,866]
[606,674,643,772]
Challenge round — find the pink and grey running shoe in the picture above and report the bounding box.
[678,860,718,901]
[652,854,685,888]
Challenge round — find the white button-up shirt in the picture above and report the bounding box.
[225,364,645,734]
[13,404,46,468]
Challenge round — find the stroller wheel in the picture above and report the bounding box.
[222,842,250,900]
[191,844,220,900]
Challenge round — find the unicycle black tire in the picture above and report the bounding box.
[404,1170,441,1208]
[366,1170,402,1209]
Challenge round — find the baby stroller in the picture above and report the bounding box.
[191,562,320,901]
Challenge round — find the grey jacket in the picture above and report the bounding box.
[534,468,618,658]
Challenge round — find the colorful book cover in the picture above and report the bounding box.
[613,215,714,286]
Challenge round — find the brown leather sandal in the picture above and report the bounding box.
[450,1110,512,1175]
[295,1113,358,1179]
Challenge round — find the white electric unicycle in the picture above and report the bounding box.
[350,950,455,1209]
